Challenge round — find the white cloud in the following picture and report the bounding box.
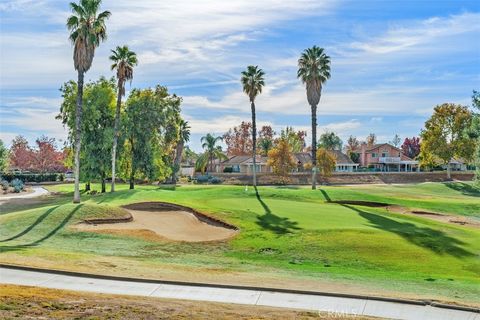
[349,13,480,55]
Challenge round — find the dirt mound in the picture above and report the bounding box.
[75,202,238,242]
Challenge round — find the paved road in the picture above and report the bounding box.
[0,186,49,202]
[0,267,477,320]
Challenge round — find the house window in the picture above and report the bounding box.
[381,152,388,157]
[232,165,240,172]
[371,153,377,158]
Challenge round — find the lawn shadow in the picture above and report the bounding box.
[254,187,301,234]
[444,182,480,197]
[319,189,332,202]
[0,204,83,252]
[0,206,60,242]
[341,204,474,258]
[0,194,70,215]
[94,189,141,204]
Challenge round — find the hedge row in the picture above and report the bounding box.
[0,173,64,183]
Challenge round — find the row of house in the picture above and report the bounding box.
[212,143,421,174]
[181,142,469,175]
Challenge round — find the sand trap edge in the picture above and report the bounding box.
[121,201,239,231]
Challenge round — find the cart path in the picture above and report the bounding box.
[0,266,478,320]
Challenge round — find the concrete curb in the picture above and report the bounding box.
[1,263,478,314]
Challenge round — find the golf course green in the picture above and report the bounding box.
[0,182,479,306]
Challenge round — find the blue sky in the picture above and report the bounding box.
[0,0,479,152]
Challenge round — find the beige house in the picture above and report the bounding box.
[216,151,358,174]
[216,155,271,174]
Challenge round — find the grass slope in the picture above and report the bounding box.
[0,182,479,306]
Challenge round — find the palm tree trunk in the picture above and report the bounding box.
[130,138,135,189]
[311,104,317,190]
[447,162,451,180]
[251,100,257,187]
[111,79,123,192]
[172,141,184,183]
[73,70,84,203]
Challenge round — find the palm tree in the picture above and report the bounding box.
[196,134,227,173]
[109,45,138,192]
[172,119,190,182]
[259,138,273,156]
[297,46,330,190]
[67,0,110,203]
[241,65,265,187]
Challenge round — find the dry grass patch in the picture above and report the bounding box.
[0,284,380,319]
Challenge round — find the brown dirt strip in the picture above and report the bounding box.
[0,284,379,320]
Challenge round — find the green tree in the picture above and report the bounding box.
[0,139,8,172]
[468,90,480,184]
[123,86,181,189]
[297,46,331,189]
[241,65,265,187]
[109,45,138,192]
[280,127,306,153]
[345,135,360,163]
[81,78,116,192]
[420,103,475,179]
[259,139,273,156]
[58,78,116,192]
[196,134,227,173]
[66,0,111,203]
[172,119,190,182]
[318,131,342,151]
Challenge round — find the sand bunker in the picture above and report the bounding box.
[329,200,480,229]
[76,202,238,242]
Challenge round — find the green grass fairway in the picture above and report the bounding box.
[1,182,479,305]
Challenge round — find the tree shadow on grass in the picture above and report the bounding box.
[0,206,60,242]
[254,187,301,235]
[341,204,474,258]
[0,204,83,253]
[444,182,480,197]
[319,189,332,202]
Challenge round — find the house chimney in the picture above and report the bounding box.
[360,142,367,167]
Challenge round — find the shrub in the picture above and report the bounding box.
[210,177,222,184]
[195,175,222,184]
[1,179,9,192]
[196,175,210,184]
[223,167,233,173]
[10,178,25,193]
[0,173,61,183]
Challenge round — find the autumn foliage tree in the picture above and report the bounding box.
[401,137,421,159]
[420,103,475,179]
[32,136,66,172]
[267,138,296,182]
[316,148,336,178]
[9,136,32,171]
[9,135,65,172]
[223,121,252,155]
[223,122,274,156]
[366,133,377,146]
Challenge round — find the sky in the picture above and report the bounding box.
[0,0,479,152]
